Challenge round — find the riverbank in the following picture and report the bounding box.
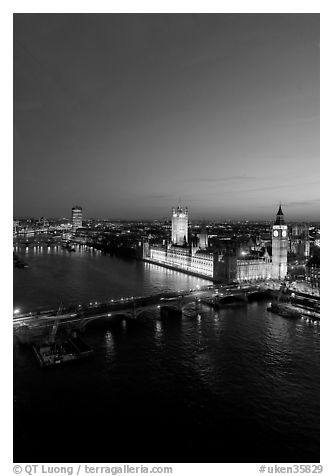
[13,244,210,312]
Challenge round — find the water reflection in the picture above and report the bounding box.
[196,314,202,333]
[154,319,164,347]
[212,310,223,334]
[104,330,115,361]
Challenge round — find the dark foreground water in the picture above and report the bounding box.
[13,245,320,463]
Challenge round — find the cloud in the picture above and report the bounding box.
[255,199,319,209]
[139,193,174,200]
[184,175,254,183]
[243,181,319,194]
[285,199,320,207]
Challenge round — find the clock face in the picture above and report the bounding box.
[282,230,287,238]
[273,230,279,237]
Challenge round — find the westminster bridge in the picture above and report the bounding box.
[13,282,320,343]
[13,284,271,338]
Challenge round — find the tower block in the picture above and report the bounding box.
[272,205,288,280]
[171,206,188,246]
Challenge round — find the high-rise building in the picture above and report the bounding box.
[71,206,83,232]
[13,220,19,235]
[171,206,188,245]
[271,205,288,280]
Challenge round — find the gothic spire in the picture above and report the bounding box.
[274,204,285,225]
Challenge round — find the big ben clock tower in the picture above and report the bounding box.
[272,205,288,280]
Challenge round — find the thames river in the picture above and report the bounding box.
[13,245,320,463]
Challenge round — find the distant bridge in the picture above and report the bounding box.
[13,284,271,340]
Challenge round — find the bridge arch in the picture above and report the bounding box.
[246,290,269,301]
[181,301,199,312]
[216,293,248,304]
[134,305,164,319]
[82,312,133,329]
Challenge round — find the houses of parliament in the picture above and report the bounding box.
[142,205,290,284]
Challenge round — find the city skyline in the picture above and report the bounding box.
[13,205,320,224]
[14,14,319,221]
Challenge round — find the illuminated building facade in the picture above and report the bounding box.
[13,220,19,236]
[305,263,320,290]
[236,251,272,282]
[148,245,214,279]
[143,206,289,283]
[289,224,310,258]
[71,206,83,232]
[199,224,208,250]
[171,206,188,245]
[271,205,288,280]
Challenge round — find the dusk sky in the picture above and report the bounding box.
[13,13,320,221]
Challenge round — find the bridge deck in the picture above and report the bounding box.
[13,285,272,330]
[14,284,319,335]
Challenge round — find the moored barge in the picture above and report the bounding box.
[32,336,93,368]
[267,302,320,321]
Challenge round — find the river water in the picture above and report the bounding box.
[13,245,320,463]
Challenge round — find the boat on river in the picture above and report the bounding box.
[32,336,93,368]
[267,302,320,321]
[267,279,320,321]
